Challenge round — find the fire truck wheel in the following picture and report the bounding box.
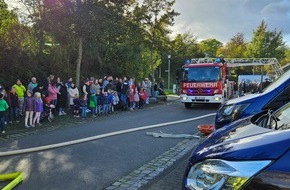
[184,103,192,109]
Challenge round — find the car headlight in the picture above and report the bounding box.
[185,159,271,190]
[219,104,249,121]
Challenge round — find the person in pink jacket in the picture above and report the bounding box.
[133,89,140,110]
[128,88,134,111]
[48,79,60,108]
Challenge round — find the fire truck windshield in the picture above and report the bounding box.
[182,66,221,82]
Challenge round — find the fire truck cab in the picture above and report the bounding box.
[180,59,229,108]
[179,58,283,109]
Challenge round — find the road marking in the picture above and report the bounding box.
[0,113,215,157]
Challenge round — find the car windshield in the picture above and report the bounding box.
[255,103,290,130]
[271,103,290,130]
[182,66,221,82]
[262,69,290,94]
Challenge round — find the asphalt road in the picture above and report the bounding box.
[0,98,217,190]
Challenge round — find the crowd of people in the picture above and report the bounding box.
[237,78,271,96]
[0,75,165,134]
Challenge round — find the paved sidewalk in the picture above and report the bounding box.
[105,139,198,190]
[139,151,192,190]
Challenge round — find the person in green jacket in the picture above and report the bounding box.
[12,79,26,116]
[0,93,9,133]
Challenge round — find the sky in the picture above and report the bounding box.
[171,0,290,46]
[5,0,290,46]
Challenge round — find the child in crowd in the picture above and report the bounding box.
[79,95,88,119]
[102,92,109,115]
[0,93,9,133]
[89,90,96,117]
[69,82,79,110]
[7,87,19,124]
[133,89,140,110]
[95,90,102,116]
[112,91,119,112]
[0,87,9,124]
[23,90,35,128]
[33,92,43,126]
[139,88,146,109]
[73,98,80,118]
[128,88,134,111]
[107,90,113,114]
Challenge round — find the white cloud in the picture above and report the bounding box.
[171,0,290,45]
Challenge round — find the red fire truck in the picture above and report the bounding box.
[179,58,283,109]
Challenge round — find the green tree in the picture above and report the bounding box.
[199,38,223,57]
[0,0,36,85]
[19,0,137,86]
[133,0,179,82]
[0,0,18,45]
[280,47,290,66]
[245,20,286,60]
[220,33,247,58]
[169,32,200,73]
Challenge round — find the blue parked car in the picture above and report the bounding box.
[183,102,290,190]
[215,69,290,129]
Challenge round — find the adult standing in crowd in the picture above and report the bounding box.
[262,78,271,90]
[44,75,54,90]
[65,77,73,109]
[159,79,164,90]
[103,76,109,90]
[48,79,59,109]
[98,78,103,92]
[153,80,158,98]
[142,78,151,104]
[129,78,136,90]
[91,79,100,93]
[12,79,26,116]
[7,87,19,123]
[27,77,38,92]
[56,80,68,116]
[66,77,73,89]
[68,82,79,110]
[116,78,122,98]
[89,77,94,86]
[104,76,115,92]
[56,77,62,89]
[120,77,129,109]
[82,79,90,97]
[32,83,47,98]
[219,54,226,64]
[82,79,91,105]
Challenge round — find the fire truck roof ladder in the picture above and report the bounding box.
[191,58,284,77]
[226,58,284,76]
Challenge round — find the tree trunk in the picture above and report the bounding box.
[96,50,104,72]
[76,36,83,88]
[150,50,155,82]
